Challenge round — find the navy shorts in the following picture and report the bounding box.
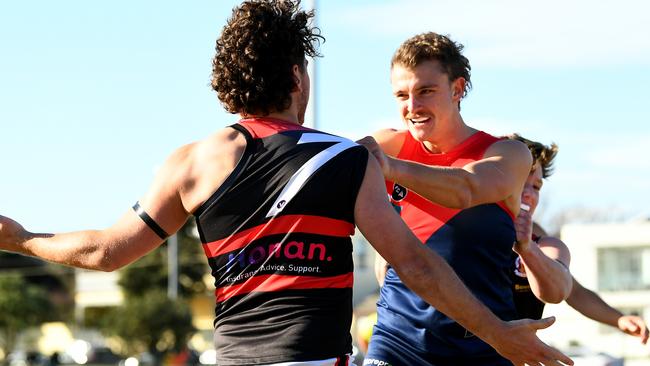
[363,326,512,366]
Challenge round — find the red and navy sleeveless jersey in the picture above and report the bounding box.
[193,117,368,365]
[512,234,546,320]
[375,131,518,359]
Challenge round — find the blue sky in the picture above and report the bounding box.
[1,0,649,234]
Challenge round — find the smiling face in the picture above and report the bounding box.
[522,163,544,215]
[390,60,465,149]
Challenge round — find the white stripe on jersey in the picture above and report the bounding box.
[265,133,357,218]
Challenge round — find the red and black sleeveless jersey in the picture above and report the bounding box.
[192,117,368,365]
[375,131,518,359]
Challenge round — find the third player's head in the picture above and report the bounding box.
[211,0,323,123]
[509,134,559,214]
[390,32,472,144]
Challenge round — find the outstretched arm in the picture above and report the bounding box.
[354,154,573,366]
[358,130,532,212]
[514,212,572,303]
[0,128,246,271]
[0,146,192,271]
[567,277,649,344]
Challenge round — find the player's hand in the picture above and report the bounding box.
[492,317,573,366]
[513,207,534,255]
[0,215,28,250]
[357,136,393,179]
[618,315,649,344]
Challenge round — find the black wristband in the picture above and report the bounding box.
[132,201,169,240]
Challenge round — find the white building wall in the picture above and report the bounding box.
[74,269,123,307]
[538,221,650,361]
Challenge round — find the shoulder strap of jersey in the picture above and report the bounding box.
[192,124,255,217]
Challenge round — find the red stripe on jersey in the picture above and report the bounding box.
[399,195,455,243]
[496,201,515,221]
[203,215,355,258]
[215,272,353,302]
[238,117,311,139]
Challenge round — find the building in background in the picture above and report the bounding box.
[540,219,650,363]
[30,230,380,359]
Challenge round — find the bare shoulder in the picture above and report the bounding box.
[162,126,244,175]
[159,141,198,179]
[180,127,247,212]
[373,128,407,157]
[195,127,247,159]
[484,138,532,163]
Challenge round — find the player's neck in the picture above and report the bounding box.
[241,110,301,126]
[423,116,476,153]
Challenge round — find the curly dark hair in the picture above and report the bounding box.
[211,0,324,116]
[391,32,472,99]
[508,133,559,178]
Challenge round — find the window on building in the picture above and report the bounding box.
[598,246,650,291]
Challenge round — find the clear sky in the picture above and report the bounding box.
[1,0,649,234]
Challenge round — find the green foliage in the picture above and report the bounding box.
[0,275,54,353]
[118,220,208,298]
[97,220,208,365]
[102,289,195,356]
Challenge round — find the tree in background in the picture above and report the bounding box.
[103,290,196,365]
[0,274,54,356]
[117,220,208,298]
[101,220,208,365]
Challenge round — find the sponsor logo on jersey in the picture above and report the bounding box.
[227,240,332,271]
[363,359,393,366]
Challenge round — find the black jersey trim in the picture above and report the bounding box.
[132,201,168,239]
[193,124,254,218]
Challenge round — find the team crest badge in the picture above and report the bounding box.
[391,183,408,202]
[514,256,527,278]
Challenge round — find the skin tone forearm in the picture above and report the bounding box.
[515,237,572,303]
[0,210,167,271]
[567,278,649,343]
[0,128,244,273]
[387,157,477,208]
[530,224,648,344]
[566,278,620,326]
[515,210,572,303]
[358,132,532,214]
[354,155,573,366]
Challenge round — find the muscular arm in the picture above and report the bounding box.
[360,129,532,212]
[0,128,245,271]
[567,277,649,344]
[354,154,572,366]
[515,214,572,303]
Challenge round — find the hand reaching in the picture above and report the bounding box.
[618,315,649,344]
[513,206,533,255]
[492,317,573,366]
[0,215,28,251]
[357,136,392,179]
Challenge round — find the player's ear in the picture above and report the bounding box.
[292,64,304,93]
[451,77,465,101]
